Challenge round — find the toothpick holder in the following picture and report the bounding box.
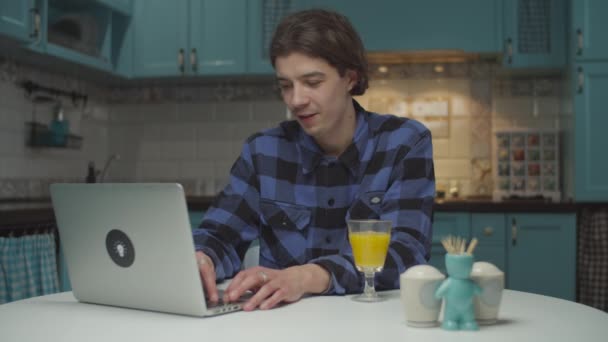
[434,253,482,331]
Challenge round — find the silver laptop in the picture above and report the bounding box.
[51,183,247,317]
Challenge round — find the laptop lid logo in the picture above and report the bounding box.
[106,229,135,267]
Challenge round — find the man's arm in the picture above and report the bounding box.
[192,142,261,281]
[309,129,435,294]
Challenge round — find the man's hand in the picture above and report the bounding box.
[223,264,330,311]
[195,251,219,302]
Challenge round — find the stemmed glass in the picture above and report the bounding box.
[347,219,392,302]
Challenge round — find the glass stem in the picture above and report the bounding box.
[363,271,377,298]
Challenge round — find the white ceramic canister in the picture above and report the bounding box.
[400,264,445,327]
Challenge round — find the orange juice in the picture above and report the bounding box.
[349,231,390,271]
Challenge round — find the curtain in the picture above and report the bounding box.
[0,232,60,304]
[578,208,608,312]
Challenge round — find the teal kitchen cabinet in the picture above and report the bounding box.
[430,212,505,274]
[44,0,115,72]
[506,213,576,301]
[471,213,506,272]
[0,0,36,42]
[189,0,246,75]
[572,0,608,61]
[573,63,608,200]
[429,212,471,273]
[247,0,301,74]
[96,0,132,15]
[132,0,187,76]
[0,0,134,74]
[132,0,246,77]
[502,0,567,68]
[188,211,206,230]
[306,0,502,53]
[570,0,608,201]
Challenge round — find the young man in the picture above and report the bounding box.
[193,9,435,311]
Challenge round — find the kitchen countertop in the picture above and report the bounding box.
[1,196,604,227]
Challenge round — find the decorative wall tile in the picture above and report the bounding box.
[0,54,568,200]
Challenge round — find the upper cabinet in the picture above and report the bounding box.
[0,0,133,73]
[0,0,36,42]
[132,0,246,78]
[573,63,608,201]
[502,0,567,68]
[572,0,608,61]
[132,0,188,77]
[190,0,247,75]
[570,0,608,201]
[247,0,301,75]
[1,0,574,78]
[96,0,132,15]
[306,0,502,53]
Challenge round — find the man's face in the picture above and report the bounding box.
[275,52,356,142]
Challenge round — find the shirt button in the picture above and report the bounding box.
[328,198,335,206]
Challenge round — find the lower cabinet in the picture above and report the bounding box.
[429,212,470,273]
[431,211,576,301]
[506,213,576,301]
[188,211,206,230]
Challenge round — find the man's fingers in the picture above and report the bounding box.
[227,270,265,302]
[259,286,285,310]
[223,271,246,301]
[197,255,218,302]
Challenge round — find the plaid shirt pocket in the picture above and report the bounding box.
[347,191,385,220]
[259,200,312,266]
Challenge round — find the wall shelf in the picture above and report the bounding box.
[26,122,83,149]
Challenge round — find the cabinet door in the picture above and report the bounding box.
[247,0,300,74]
[471,213,506,272]
[506,213,576,301]
[574,63,608,201]
[0,0,34,42]
[97,0,133,15]
[190,0,246,75]
[132,0,188,77]
[503,0,566,68]
[572,0,608,61]
[429,212,471,274]
[309,0,501,52]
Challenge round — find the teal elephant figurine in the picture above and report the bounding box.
[435,253,482,331]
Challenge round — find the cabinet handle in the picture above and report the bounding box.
[576,29,583,56]
[483,226,494,236]
[577,66,584,94]
[511,218,517,247]
[190,48,198,71]
[29,8,41,43]
[506,38,513,64]
[178,49,185,73]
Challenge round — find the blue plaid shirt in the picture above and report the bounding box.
[193,101,435,295]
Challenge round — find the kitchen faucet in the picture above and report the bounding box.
[98,154,120,183]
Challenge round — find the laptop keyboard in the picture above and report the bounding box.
[205,290,252,309]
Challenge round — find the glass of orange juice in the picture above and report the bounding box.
[347,219,392,302]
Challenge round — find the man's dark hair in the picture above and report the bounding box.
[270,9,369,96]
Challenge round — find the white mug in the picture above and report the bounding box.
[400,264,445,327]
[470,261,504,324]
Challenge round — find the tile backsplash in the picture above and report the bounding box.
[0,56,569,199]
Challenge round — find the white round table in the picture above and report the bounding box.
[0,290,606,342]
